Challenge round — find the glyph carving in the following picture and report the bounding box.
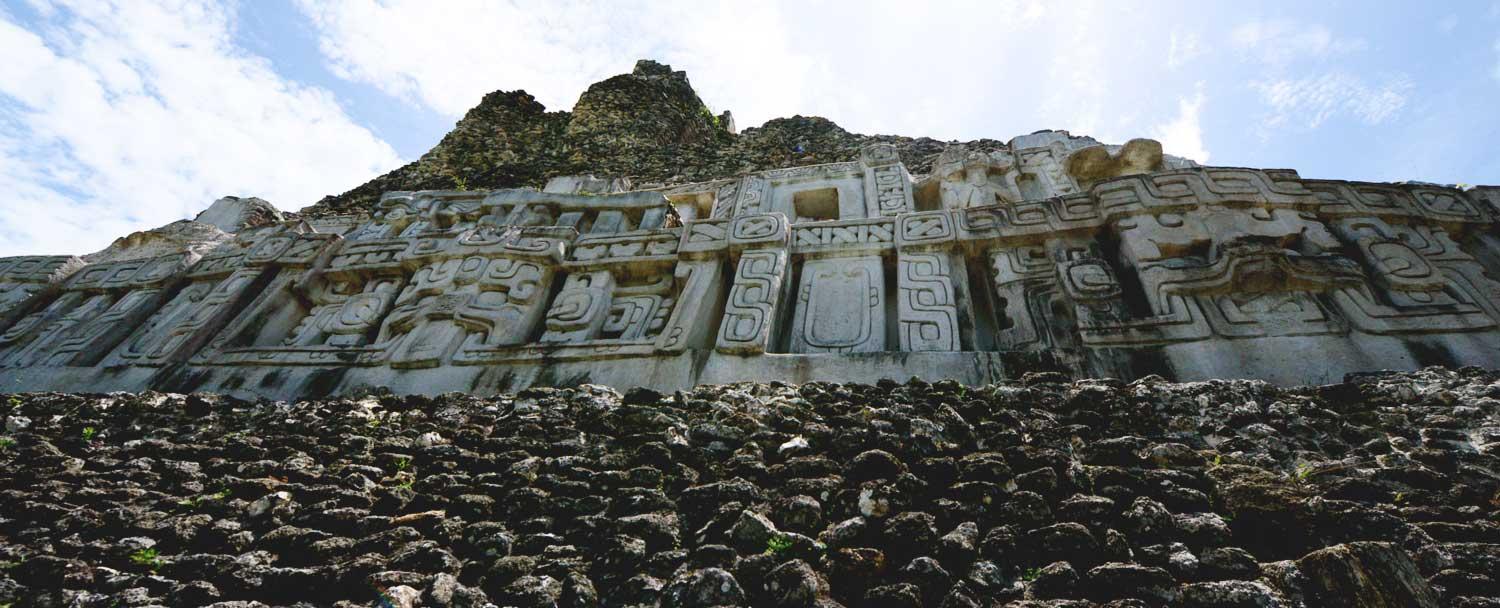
[542,271,616,343]
[731,175,771,217]
[862,143,915,217]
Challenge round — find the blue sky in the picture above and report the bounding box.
[2,0,1498,257]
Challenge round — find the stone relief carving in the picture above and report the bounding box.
[107,228,336,366]
[898,252,961,352]
[0,253,198,367]
[789,257,884,354]
[2,139,1499,394]
[0,255,84,328]
[933,145,1023,209]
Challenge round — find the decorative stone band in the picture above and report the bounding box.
[0,158,1497,395]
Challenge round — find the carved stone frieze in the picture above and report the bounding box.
[1,137,1498,394]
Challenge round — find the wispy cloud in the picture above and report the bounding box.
[1168,31,1206,69]
[1251,73,1414,133]
[0,0,401,257]
[1151,85,1209,163]
[1231,19,1366,67]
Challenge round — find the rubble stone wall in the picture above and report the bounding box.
[1,368,1497,606]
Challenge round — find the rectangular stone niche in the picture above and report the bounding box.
[792,188,841,223]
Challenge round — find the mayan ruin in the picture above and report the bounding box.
[1,54,1498,607]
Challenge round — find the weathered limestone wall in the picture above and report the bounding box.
[2,133,1499,399]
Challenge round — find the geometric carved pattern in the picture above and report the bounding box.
[898,252,959,351]
[717,249,787,355]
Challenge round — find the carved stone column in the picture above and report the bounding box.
[861,143,914,217]
[716,213,790,354]
[657,220,730,353]
[895,211,963,351]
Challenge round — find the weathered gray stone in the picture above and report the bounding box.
[1296,542,1440,608]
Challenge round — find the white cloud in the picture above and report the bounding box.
[1231,19,1366,67]
[1437,14,1458,31]
[296,0,822,126]
[1251,73,1414,132]
[1151,85,1209,163]
[1168,31,1206,69]
[297,0,1132,141]
[0,0,401,257]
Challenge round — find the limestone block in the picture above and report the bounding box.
[543,175,631,195]
[1065,138,1164,189]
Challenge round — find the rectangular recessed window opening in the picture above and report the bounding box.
[792,187,840,222]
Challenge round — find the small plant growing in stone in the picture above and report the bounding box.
[81,427,96,441]
[129,548,162,572]
[763,533,793,556]
[0,437,13,451]
[178,487,229,510]
[394,457,411,472]
[1292,462,1315,483]
[1021,567,1042,582]
[395,478,415,491]
[5,395,19,410]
